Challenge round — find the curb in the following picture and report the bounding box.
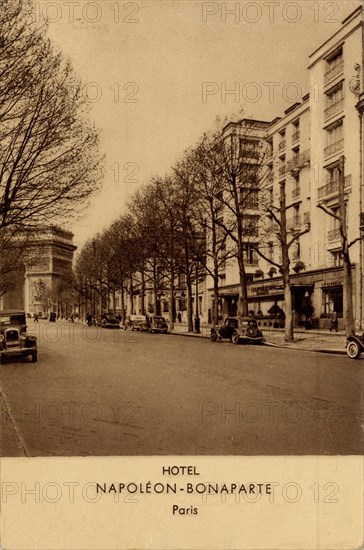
[170,331,348,355]
[263,341,347,355]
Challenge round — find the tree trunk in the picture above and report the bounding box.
[169,266,175,330]
[128,276,134,314]
[120,281,126,323]
[152,259,159,315]
[184,244,193,331]
[237,252,249,317]
[141,269,145,315]
[213,275,219,327]
[283,269,294,342]
[338,156,355,337]
[279,181,294,342]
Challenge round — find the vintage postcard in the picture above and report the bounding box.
[0,0,363,548]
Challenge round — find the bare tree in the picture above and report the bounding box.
[210,120,271,317]
[0,0,103,232]
[186,137,235,326]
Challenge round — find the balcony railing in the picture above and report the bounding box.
[287,215,301,230]
[292,187,300,199]
[243,226,259,237]
[292,130,300,143]
[278,140,286,151]
[287,149,310,173]
[244,150,261,160]
[303,211,311,225]
[324,138,344,159]
[324,59,344,87]
[317,174,352,199]
[324,97,344,121]
[328,228,341,242]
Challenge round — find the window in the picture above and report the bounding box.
[325,84,344,120]
[331,251,343,267]
[278,129,286,151]
[243,244,258,265]
[325,121,343,158]
[292,119,300,138]
[326,48,343,70]
[326,121,343,145]
[240,187,258,209]
[243,215,259,237]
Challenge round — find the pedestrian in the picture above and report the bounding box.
[33,313,38,322]
[329,311,338,332]
[86,313,92,327]
[177,312,182,323]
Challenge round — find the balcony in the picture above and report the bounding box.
[287,215,301,232]
[292,130,300,143]
[328,228,341,242]
[292,187,300,199]
[244,149,261,160]
[287,149,310,174]
[324,98,344,122]
[324,59,344,87]
[278,140,286,151]
[317,174,352,199]
[243,226,259,237]
[324,138,344,160]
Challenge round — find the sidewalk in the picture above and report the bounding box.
[169,321,348,355]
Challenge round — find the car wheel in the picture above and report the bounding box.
[231,330,240,345]
[211,331,217,342]
[31,352,38,363]
[246,326,258,338]
[346,341,361,359]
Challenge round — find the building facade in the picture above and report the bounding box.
[0,226,76,316]
[204,6,364,330]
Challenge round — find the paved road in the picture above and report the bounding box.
[0,321,363,456]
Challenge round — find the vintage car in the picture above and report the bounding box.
[100,314,120,329]
[210,316,264,345]
[346,333,364,359]
[140,315,168,334]
[0,310,38,362]
[124,314,147,331]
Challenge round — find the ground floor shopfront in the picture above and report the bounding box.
[210,266,361,331]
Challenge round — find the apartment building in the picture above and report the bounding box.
[204,118,271,320]
[205,5,364,330]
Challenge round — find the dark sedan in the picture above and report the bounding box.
[211,316,264,345]
[140,315,168,334]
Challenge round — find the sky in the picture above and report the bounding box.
[39,0,362,249]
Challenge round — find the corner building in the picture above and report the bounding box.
[206,6,364,330]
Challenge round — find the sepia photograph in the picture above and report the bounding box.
[0,0,363,548]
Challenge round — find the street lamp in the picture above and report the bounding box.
[194,261,200,334]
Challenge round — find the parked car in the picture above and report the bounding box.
[0,310,38,363]
[140,315,168,334]
[210,316,264,345]
[346,333,364,359]
[124,315,147,331]
[100,314,120,329]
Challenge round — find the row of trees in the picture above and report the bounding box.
[75,119,314,341]
[0,0,103,297]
